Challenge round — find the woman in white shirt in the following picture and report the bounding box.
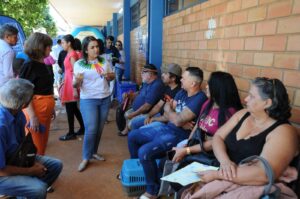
[73,36,115,172]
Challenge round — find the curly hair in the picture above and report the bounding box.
[252,77,291,120]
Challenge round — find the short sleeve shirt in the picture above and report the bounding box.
[0,106,26,169]
[132,78,165,111]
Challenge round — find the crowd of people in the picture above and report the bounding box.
[0,22,299,199]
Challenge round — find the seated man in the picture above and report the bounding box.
[129,63,182,130]
[127,67,207,198]
[0,79,63,199]
[118,64,165,136]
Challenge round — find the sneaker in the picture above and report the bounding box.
[92,154,105,161]
[78,160,89,172]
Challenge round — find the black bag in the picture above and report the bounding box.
[184,128,220,167]
[116,96,130,131]
[7,132,37,168]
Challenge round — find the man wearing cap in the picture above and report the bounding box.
[0,24,19,86]
[118,64,165,136]
[127,67,207,199]
[126,63,182,131]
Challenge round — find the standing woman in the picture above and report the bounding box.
[19,32,55,155]
[59,34,85,141]
[73,36,115,172]
[114,40,125,82]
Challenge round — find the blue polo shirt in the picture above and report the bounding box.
[0,106,26,169]
[167,89,207,137]
[132,78,165,111]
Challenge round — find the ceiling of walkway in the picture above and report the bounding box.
[49,0,123,27]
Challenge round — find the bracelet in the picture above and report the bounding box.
[186,147,191,155]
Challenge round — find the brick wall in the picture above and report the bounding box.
[162,0,300,125]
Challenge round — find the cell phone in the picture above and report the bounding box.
[167,150,176,160]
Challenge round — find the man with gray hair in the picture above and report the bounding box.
[0,79,63,199]
[0,24,19,86]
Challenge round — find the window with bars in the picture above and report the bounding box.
[131,2,140,30]
[165,0,208,16]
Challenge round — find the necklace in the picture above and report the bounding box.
[78,59,105,74]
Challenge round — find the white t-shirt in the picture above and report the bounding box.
[115,50,125,70]
[74,57,112,99]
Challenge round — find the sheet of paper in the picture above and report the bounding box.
[161,162,218,186]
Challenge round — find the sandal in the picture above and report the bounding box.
[116,173,121,180]
[118,131,128,136]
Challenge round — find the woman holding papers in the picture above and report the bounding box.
[180,77,299,198]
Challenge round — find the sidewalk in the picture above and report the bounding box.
[46,101,131,199]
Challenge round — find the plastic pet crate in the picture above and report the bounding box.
[121,159,146,196]
[116,81,137,102]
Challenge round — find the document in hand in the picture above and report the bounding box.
[161,162,218,186]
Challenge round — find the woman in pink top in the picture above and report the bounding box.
[172,71,243,163]
[59,34,84,141]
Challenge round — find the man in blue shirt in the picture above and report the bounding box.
[119,64,165,136]
[127,67,207,198]
[0,79,62,199]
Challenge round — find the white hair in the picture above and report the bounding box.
[0,79,34,110]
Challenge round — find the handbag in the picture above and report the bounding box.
[116,95,130,131]
[184,128,219,167]
[240,156,281,199]
[7,130,37,168]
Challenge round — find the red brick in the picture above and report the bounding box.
[218,39,230,50]
[210,0,227,6]
[196,11,205,20]
[254,52,274,66]
[214,28,225,38]
[225,26,239,38]
[245,37,263,50]
[256,20,277,35]
[287,35,300,51]
[199,40,208,49]
[205,8,215,19]
[212,51,224,62]
[259,0,277,5]
[201,1,211,9]
[184,24,192,32]
[192,4,202,13]
[195,31,204,40]
[235,77,250,91]
[224,52,237,63]
[230,38,244,50]
[248,6,267,22]
[283,71,300,88]
[183,13,197,24]
[274,54,300,70]
[200,20,209,30]
[206,62,217,71]
[242,0,258,9]
[267,1,292,19]
[191,22,200,31]
[214,3,227,15]
[207,40,218,49]
[228,64,243,77]
[237,52,254,65]
[239,24,255,36]
[232,11,248,25]
[286,87,295,104]
[291,108,300,124]
[293,0,300,14]
[278,16,300,33]
[263,35,287,51]
[219,15,232,27]
[243,66,261,79]
[260,68,283,79]
[294,90,300,106]
[227,0,242,13]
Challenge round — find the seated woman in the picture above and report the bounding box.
[180,77,299,198]
[170,71,242,191]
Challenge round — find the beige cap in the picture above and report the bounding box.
[162,63,182,77]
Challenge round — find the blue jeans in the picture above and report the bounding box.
[0,155,63,199]
[115,67,124,82]
[128,125,187,195]
[130,113,163,130]
[80,96,111,160]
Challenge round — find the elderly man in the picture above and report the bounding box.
[128,63,183,130]
[118,63,165,136]
[0,24,19,85]
[128,67,207,198]
[0,79,62,199]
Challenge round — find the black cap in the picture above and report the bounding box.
[143,64,157,72]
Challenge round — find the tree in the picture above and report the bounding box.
[0,0,57,37]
